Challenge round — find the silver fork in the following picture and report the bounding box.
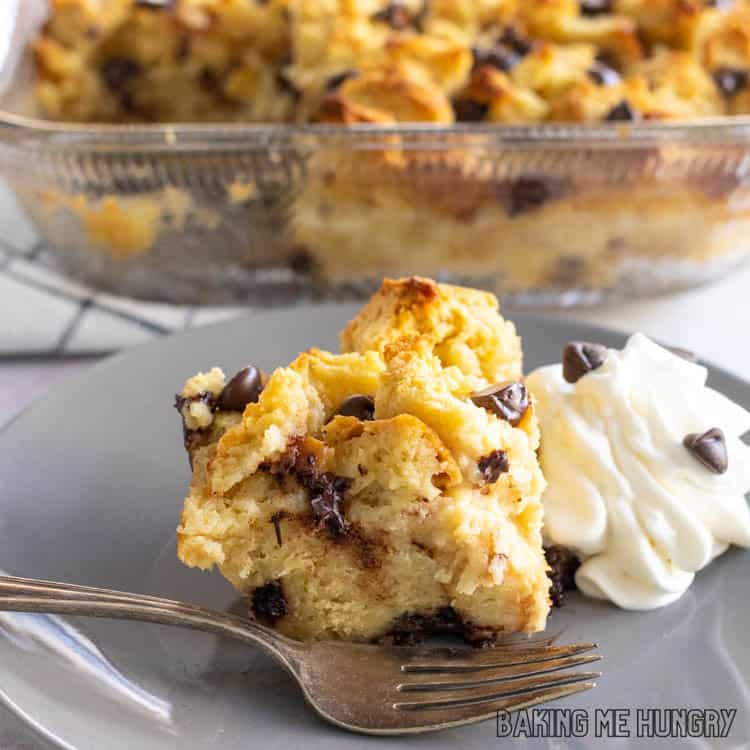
[0,575,600,735]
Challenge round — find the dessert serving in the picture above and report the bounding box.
[176,277,750,638]
[9,0,750,304]
[176,277,550,642]
[528,334,750,610]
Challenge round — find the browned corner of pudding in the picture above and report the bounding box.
[341,276,522,383]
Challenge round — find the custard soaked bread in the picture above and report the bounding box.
[176,278,549,642]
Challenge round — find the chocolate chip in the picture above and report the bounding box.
[471,44,519,73]
[325,69,359,91]
[545,545,579,608]
[683,428,728,474]
[266,438,352,537]
[412,0,430,31]
[604,100,640,122]
[372,2,412,29]
[666,346,698,363]
[387,606,462,646]
[174,391,217,415]
[503,177,567,217]
[198,67,221,93]
[471,27,534,72]
[471,382,529,426]
[217,365,264,411]
[288,247,314,273]
[478,450,509,483]
[276,70,301,101]
[497,27,534,57]
[308,473,352,536]
[101,58,141,92]
[265,437,319,484]
[452,98,489,122]
[587,60,621,86]
[270,511,285,547]
[335,395,375,421]
[580,0,612,16]
[135,0,173,8]
[563,341,608,383]
[713,67,748,99]
[173,391,218,454]
[251,581,288,623]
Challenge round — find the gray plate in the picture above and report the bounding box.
[0,307,748,750]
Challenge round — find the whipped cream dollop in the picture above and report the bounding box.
[527,333,750,610]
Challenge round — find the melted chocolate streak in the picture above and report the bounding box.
[264,440,353,537]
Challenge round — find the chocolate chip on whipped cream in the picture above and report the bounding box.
[471,382,529,426]
[562,341,608,383]
[217,365,264,411]
[684,428,728,474]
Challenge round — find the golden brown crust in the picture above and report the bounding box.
[340,276,523,383]
[34,0,750,124]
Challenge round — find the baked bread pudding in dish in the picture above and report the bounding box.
[34,0,750,124]
[28,1,750,302]
[528,334,750,610]
[175,277,550,642]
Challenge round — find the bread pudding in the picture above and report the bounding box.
[175,277,550,641]
[34,0,750,124]
[29,0,750,300]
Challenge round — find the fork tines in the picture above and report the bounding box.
[394,641,601,725]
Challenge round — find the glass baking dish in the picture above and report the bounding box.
[1,0,750,307]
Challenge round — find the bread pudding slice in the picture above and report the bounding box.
[176,278,549,642]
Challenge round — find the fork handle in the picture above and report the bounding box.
[0,575,298,668]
